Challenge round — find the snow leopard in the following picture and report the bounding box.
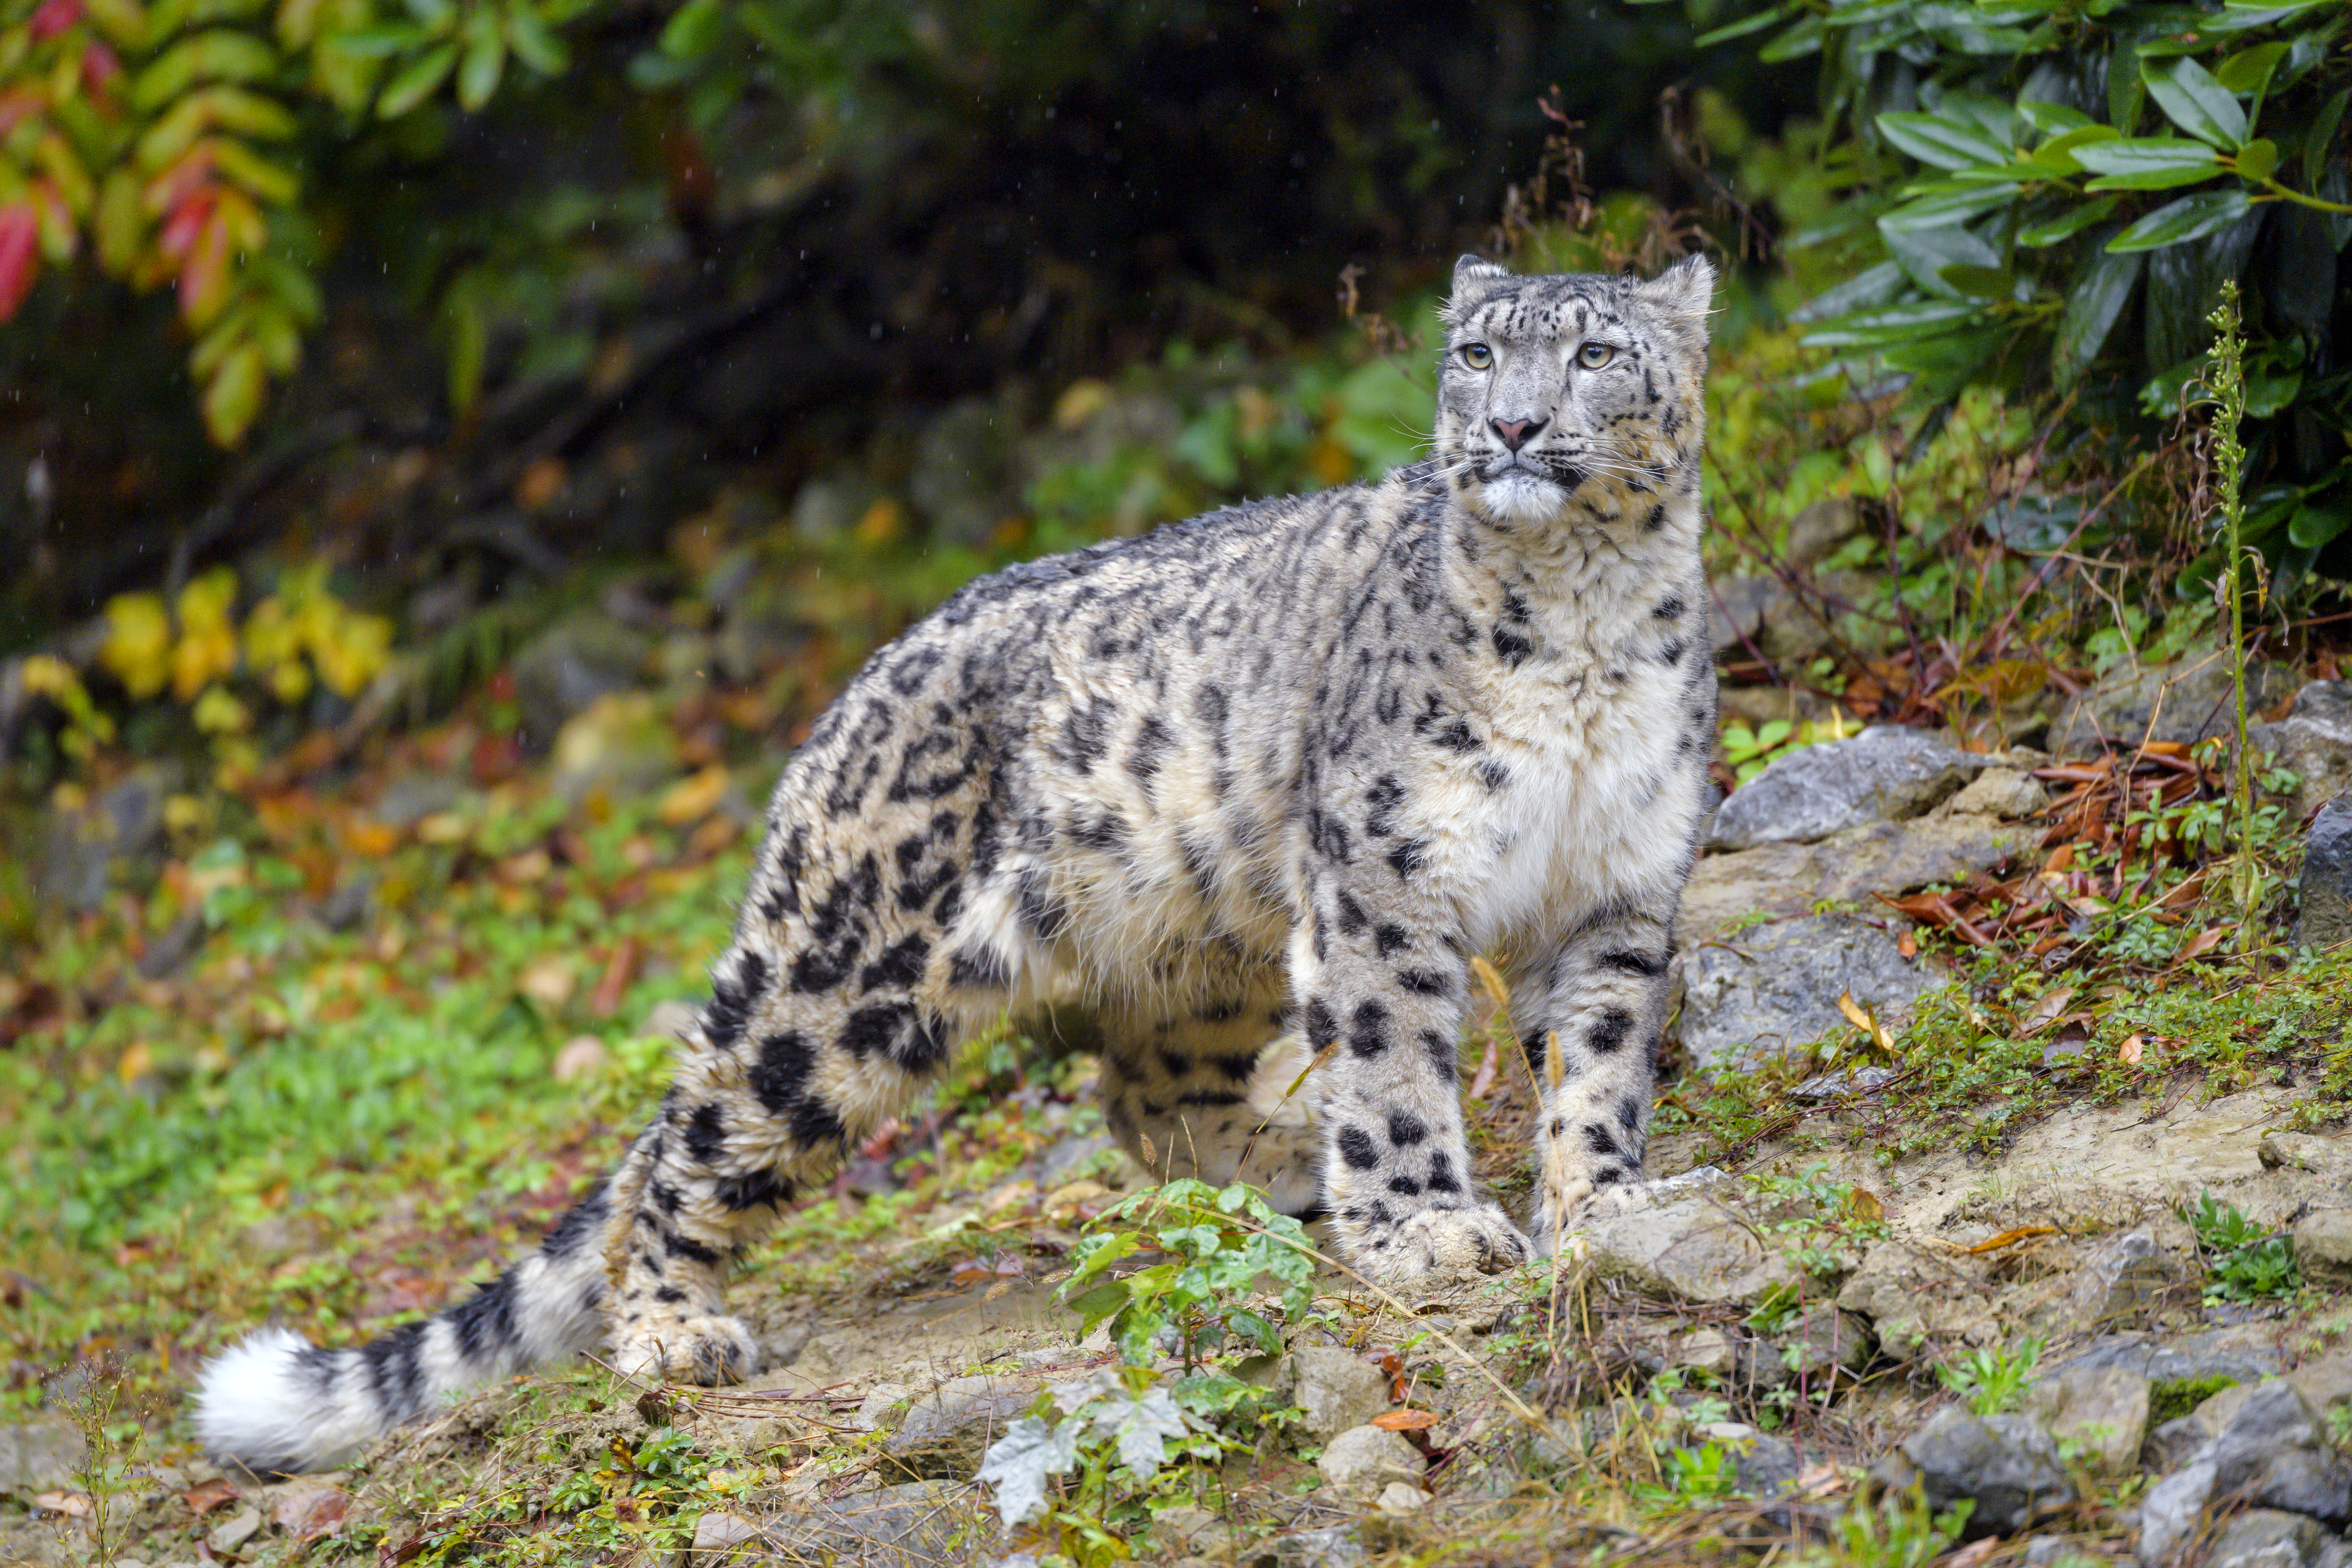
[196,251,1719,1474]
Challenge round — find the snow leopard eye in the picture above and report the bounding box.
[1576,341,1616,369]
[1459,343,1493,370]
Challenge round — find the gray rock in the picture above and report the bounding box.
[1792,1066,1898,1101]
[1266,1524,1368,1567]
[1710,726,1990,849]
[1285,1347,1391,1441]
[1679,814,2035,945]
[1668,1327,1739,1379]
[511,611,653,749]
[2140,1459,2218,1563]
[1946,767,2048,820]
[2208,1509,2330,1568]
[2293,1209,2352,1288]
[369,769,467,831]
[765,1480,975,1565]
[2071,1230,2189,1331]
[548,691,681,804]
[0,1418,86,1496]
[689,1509,763,1563]
[1693,1422,1802,1496]
[207,1503,263,1555]
[2042,1328,2283,1387]
[1835,1241,1998,1355]
[2025,1362,2150,1476]
[790,470,881,540]
[2299,797,2352,951]
[882,1375,1040,1481]
[40,765,174,912]
[1877,1409,2074,1539]
[2051,653,2286,755]
[2205,1381,2352,1522]
[1680,915,1944,1072]
[1316,1424,1424,1493]
[2249,679,2352,817]
[1583,1195,1803,1307]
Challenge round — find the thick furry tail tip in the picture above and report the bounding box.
[193,1327,381,1476]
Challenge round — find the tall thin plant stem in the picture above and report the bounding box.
[2206,280,2257,947]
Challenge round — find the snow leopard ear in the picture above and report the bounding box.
[1443,253,1512,325]
[1634,253,1717,344]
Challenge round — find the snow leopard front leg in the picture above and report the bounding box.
[1514,901,1678,1255]
[1299,877,1530,1281]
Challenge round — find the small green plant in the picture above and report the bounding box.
[1935,1338,2042,1416]
[2206,280,2262,950]
[2188,1193,2301,1304]
[1799,1488,1973,1568]
[1662,1439,1740,1501]
[56,1354,156,1568]
[1059,1178,1316,1370]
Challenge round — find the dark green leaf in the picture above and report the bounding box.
[1692,4,1795,46]
[1878,183,2023,232]
[2107,188,2252,251]
[2019,194,2121,246]
[321,24,433,57]
[659,0,728,60]
[1939,263,2016,298]
[2110,39,2146,132]
[2027,124,2123,174]
[503,0,567,74]
[1756,15,1825,60]
[2235,138,2277,182]
[2017,100,2096,135]
[1792,259,1907,322]
[457,9,504,111]
[2289,496,2352,550]
[377,41,459,117]
[2142,57,2248,147]
[2053,246,2141,387]
[2075,138,2222,190]
[2215,41,2287,107]
[1885,222,2002,297]
[2307,90,2348,186]
[1800,300,1982,348]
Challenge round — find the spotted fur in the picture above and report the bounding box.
[194,252,1718,1472]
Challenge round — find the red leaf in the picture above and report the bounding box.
[158,187,215,259]
[28,0,84,41]
[79,40,119,95]
[178,206,233,326]
[0,207,41,321]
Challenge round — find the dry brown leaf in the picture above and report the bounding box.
[2118,1034,2145,1065]
[657,765,731,827]
[273,1483,351,1541]
[2174,927,2230,965]
[2020,985,2076,1035]
[31,1492,90,1517]
[184,1477,241,1515]
[1962,1224,2059,1254]
[1835,991,1894,1052]
[1896,928,1917,959]
[1370,1409,1440,1431]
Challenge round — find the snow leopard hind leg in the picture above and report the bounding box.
[1096,977,1324,1215]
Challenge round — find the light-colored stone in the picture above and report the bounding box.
[2071,1229,2189,1330]
[1944,766,2047,819]
[852,1383,913,1432]
[1835,1241,1998,1355]
[1373,1480,1430,1512]
[1680,914,1944,1071]
[691,1510,763,1563]
[0,1420,86,1498]
[2025,1363,2150,1477]
[2051,653,2286,756]
[551,1035,610,1082]
[512,611,653,749]
[550,691,682,803]
[1669,1327,1738,1379]
[2298,798,2352,951]
[1750,1303,1873,1389]
[1285,1346,1392,1441]
[2208,1508,2330,1568]
[1316,1425,1423,1494]
[1583,1195,1803,1307]
[1711,726,1991,849]
[2140,1459,2218,1563]
[2294,1209,2352,1288]
[207,1503,263,1555]
[2249,678,2352,817]
[884,1374,1040,1480]
[2259,1132,2352,1181]
[1679,814,2035,945]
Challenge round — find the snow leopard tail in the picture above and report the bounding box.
[193,1176,617,1475]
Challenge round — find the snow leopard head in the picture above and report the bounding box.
[1432,252,1715,529]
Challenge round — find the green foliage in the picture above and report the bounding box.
[2149,1372,2238,1424]
[1798,1489,1974,1568]
[1697,0,2352,588]
[2188,1191,2301,1303]
[0,0,586,442]
[1934,1337,2042,1415]
[1060,1177,1316,1371]
[1662,1439,1740,1501]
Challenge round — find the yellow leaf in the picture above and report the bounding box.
[191,683,249,733]
[1835,991,1895,1052]
[656,765,730,826]
[2118,1034,2144,1065]
[117,1041,152,1082]
[100,591,173,699]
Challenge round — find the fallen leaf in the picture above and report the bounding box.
[184,1477,240,1515]
[2118,1034,2144,1065]
[2020,986,2076,1035]
[1371,1409,1440,1431]
[1844,1188,1885,1223]
[658,764,730,826]
[1962,1224,2058,1255]
[31,1491,91,1517]
[1940,1537,2001,1568]
[2173,927,2229,965]
[518,954,576,1008]
[1835,991,1895,1052]
[590,936,638,1016]
[273,1483,350,1541]
[1896,928,1916,959]
[1793,1462,1845,1497]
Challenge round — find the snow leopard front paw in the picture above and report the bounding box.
[612,1313,760,1386]
[1531,1174,1652,1254]
[1348,1201,1532,1283]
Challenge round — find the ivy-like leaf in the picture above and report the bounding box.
[2106,188,2252,252]
[975,1416,1080,1527]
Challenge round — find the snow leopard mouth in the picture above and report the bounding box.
[1475,449,1586,490]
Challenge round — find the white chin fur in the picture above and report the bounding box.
[1470,470,1565,524]
[194,1328,378,1474]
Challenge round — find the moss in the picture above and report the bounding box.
[2149,1374,2238,1426]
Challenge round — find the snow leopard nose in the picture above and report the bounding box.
[1489,416,1546,452]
